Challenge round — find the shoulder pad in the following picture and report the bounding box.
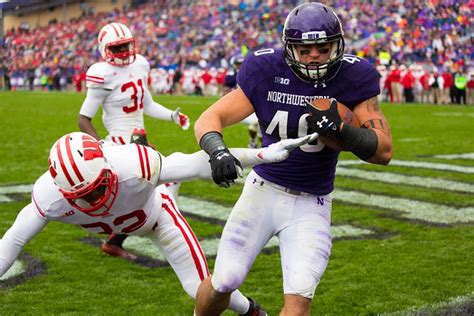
[337,55,380,105]
[86,62,114,89]
[134,144,161,184]
[104,145,162,185]
[135,54,150,73]
[238,48,285,100]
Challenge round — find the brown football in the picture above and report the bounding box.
[308,98,360,151]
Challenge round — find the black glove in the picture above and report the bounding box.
[209,149,242,188]
[305,98,342,137]
[130,128,151,147]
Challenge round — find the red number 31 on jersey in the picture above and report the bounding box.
[121,79,145,113]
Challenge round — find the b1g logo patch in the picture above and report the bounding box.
[274,77,290,85]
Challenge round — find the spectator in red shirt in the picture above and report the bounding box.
[401,67,415,103]
[420,70,432,104]
[388,65,402,103]
[73,69,85,93]
[467,73,474,105]
[441,70,454,104]
[200,69,213,96]
[215,68,227,96]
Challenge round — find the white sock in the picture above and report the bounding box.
[228,290,250,314]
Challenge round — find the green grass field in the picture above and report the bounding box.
[0,91,473,315]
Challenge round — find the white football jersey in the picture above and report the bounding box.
[81,54,151,144]
[31,144,164,236]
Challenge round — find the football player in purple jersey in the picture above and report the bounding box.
[194,3,393,315]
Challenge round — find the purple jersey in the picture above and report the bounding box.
[237,48,379,195]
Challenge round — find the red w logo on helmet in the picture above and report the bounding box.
[48,157,57,178]
[82,135,103,161]
[99,30,107,43]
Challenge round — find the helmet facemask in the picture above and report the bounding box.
[284,35,345,83]
[60,168,118,217]
[104,39,137,66]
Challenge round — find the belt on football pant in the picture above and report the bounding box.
[250,172,314,197]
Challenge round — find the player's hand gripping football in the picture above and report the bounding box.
[255,133,319,163]
[305,98,342,137]
[209,149,243,188]
[171,107,190,130]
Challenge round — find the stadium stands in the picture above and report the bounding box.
[1,0,472,103]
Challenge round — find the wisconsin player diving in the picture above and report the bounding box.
[0,131,315,315]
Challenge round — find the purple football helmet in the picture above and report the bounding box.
[230,54,245,70]
[282,3,345,83]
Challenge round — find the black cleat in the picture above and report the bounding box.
[101,234,137,261]
[240,297,267,316]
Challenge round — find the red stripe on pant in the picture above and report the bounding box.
[135,144,146,179]
[111,136,126,145]
[161,193,209,280]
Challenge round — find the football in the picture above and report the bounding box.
[308,98,360,151]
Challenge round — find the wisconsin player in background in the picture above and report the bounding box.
[78,22,190,260]
[194,3,393,315]
[0,132,315,315]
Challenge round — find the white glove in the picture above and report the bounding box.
[254,133,319,163]
[171,107,190,130]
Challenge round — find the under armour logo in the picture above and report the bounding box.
[317,116,328,128]
[216,152,230,160]
[314,82,327,88]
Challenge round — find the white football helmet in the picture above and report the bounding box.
[97,22,136,66]
[48,132,118,217]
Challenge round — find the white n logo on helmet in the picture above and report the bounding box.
[302,31,327,40]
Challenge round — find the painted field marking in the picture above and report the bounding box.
[382,291,474,315]
[433,152,474,160]
[339,159,474,174]
[337,167,474,193]
[335,189,474,224]
[0,184,32,203]
[433,112,474,117]
[398,138,424,142]
[0,260,25,281]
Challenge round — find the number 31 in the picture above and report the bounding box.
[121,79,145,113]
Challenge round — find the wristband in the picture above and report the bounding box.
[199,131,227,156]
[339,125,378,161]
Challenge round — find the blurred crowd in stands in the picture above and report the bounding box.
[1,0,473,104]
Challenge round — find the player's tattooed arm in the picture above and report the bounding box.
[353,96,393,165]
[364,96,381,113]
[356,97,391,136]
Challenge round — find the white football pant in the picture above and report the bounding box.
[212,170,332,299]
